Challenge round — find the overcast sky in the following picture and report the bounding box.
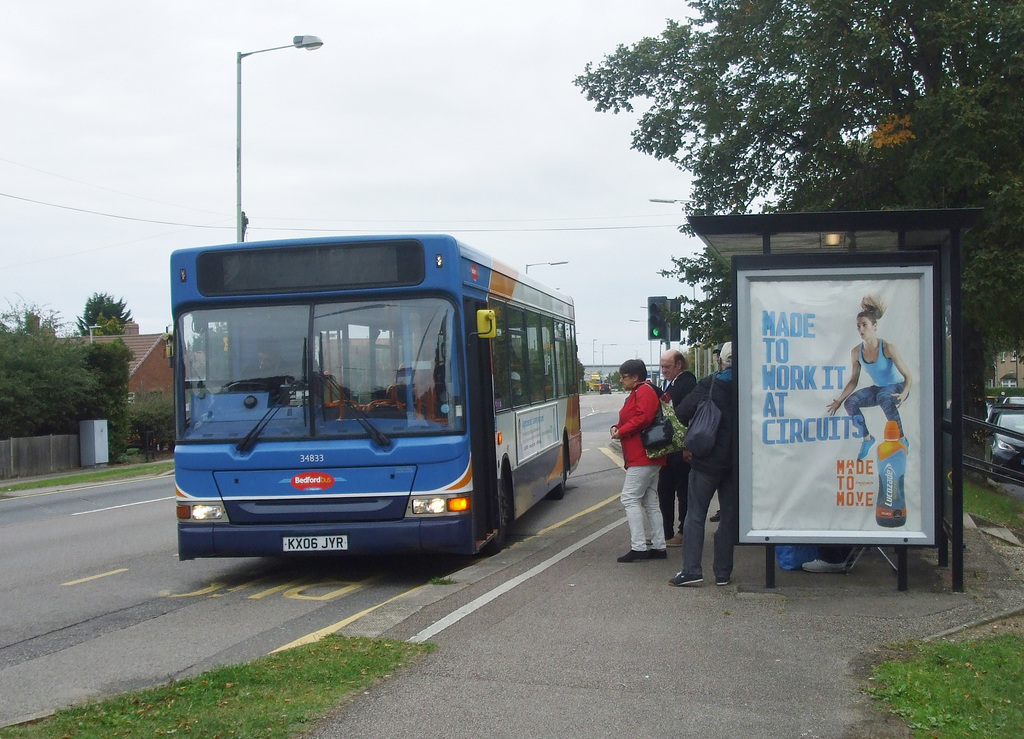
[1,1,700,368]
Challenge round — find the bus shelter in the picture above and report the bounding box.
[688,209,980,592]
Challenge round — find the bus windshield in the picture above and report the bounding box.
[178,297,462,442]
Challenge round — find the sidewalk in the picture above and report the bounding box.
[307,503,1024,739]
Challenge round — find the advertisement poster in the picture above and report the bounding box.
[737,264,935,545]
[516,404,558,462]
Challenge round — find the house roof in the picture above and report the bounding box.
[79,322,167,378]
[90,333,166,377]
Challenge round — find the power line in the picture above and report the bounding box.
[0,191,229,228]
[0,190,684,233]
[0,156,225,216]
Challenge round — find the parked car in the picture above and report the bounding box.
[599,382,612,394]
[987,407,1024,471]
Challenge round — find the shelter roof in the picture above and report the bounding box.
[688,208,981,260]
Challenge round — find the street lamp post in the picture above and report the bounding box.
[237,35,323,242]
[525,261,568,273]
[601,343,617,370]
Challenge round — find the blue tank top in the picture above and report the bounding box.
[859,339,903,386]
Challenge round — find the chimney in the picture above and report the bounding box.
[124,321,140,336]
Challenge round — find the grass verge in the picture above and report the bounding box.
[867,634,1024,737]
[0,635,432,739]
[964,476,1024,532]
[0,461,175,495]
[864,476,1024,736]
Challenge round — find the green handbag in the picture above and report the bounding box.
[645,397,688,459]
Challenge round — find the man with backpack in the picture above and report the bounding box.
[669,342,738,587]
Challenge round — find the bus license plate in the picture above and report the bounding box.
[282,535,348,552]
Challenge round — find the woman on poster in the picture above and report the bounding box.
[826,294,913,460]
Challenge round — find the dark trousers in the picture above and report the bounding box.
[681,464,738,580]
[657,452,689,537]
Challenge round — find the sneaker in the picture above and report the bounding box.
[648,549,667,559]
[801,559,847,574]
[665,533,683,547]
[709,510,721,523]
[715,576,730,586]
[668,572,703,587]
[857,435,875,461]
[617,549,650,563]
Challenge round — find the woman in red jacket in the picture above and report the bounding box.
[609,358,667,562]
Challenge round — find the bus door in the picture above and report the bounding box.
[463,297,499,548]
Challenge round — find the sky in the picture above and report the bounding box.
[1,1,701,369]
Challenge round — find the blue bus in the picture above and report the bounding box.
[171,235,582,559]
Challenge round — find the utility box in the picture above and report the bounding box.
[80,419,109,467]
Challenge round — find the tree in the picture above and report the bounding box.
[0,301,95,438]
[77,293,133,336]
[83,341,133,460]
[0,300,132,456]
[659,251,732,347]
[128,392,175,453]
[575,1,1024,413]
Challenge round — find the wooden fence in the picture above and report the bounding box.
[0,435,80,480]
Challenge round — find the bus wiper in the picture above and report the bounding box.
[320,372,391,449]
[343,397,392,449]
[236,396,286,454]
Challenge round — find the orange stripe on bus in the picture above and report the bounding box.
[489,271,517,300]
[445,460,474,491]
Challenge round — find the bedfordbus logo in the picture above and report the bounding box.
[291,472,335,491]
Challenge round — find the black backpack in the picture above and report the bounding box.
[683,374,722,458]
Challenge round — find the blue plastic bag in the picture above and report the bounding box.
[776,545,820,570]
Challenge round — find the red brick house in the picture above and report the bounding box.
[90,322,173,399]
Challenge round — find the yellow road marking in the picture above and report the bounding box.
[166,582,227,597]
[283,574,384,601]
[247,578,306,599]
[599,445,624,470]
[270,584,427,653]
[61,568,128,586]
[535,491,621,537]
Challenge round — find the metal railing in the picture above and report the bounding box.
[963,415,1024,487]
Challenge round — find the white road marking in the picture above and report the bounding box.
[408,517,626,643]
[72,497,174,516]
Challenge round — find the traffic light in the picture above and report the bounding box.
[668,298,681,342]
[647,296,668,341]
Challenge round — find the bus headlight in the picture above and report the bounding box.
[410,496,471,515]
[181,504,225,521]
[412,497,446,515]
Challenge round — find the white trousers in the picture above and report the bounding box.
[620,465,666,551]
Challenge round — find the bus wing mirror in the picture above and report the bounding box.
[476,309,496,339]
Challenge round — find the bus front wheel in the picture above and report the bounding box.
[482,471,514,555]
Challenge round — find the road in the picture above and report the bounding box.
[0,392,626,727]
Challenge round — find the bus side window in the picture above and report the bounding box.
[526,311,544,404]
[542,315,555,400]
[490,301,511,411]
[507,306,527,407]
[554,321,568,397]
